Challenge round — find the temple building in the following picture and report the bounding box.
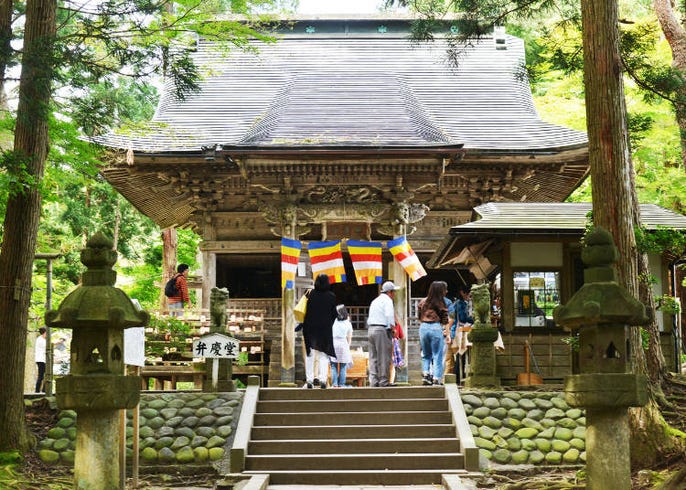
[97,16,590,385]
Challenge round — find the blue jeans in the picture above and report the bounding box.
[330,361,348,387]
[419,323,445,381]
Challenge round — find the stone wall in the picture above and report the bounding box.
[462,390,586,465]
[37,392,242,467]
[36,389,585,468]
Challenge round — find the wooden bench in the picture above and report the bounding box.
[141,362,205,390]
[345,351,368,387]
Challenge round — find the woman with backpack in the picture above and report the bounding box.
[166,264,191,317]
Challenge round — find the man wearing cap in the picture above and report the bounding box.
[367,281,399,387]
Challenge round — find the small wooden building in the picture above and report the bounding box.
[429,202,686,383]
[97,16,591,385]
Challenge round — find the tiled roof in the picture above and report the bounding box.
[451,202,686,233]
[95,19,587,154]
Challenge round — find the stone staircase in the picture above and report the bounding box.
[230,381,479,486]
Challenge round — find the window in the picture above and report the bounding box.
[513,271,560,327]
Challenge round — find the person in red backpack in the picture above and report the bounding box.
[167,264,191,317]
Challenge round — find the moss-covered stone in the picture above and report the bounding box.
[140,437,156,450]
[527,409,544,421]
[148,399,168,410]
[473,406,491,418]
[566,408,583,419]
[518,398,536,410]
[56,417,74,428]
[569,438,585,450]
[158,447,176,463]
[176,446,195,463]
[490,407,508,419]
[557,418,578,430]
[500,397,519,410]
[193,446,209,462]
[474,437,496,450]
[148,416,166,430]
[503,392,521,401]
[507,437,522,450]
[215,415,233,426]
[197,426,216,438]
[186,398,205,408]
[470,424,478,437]
[196,407,213,417]
[503,417,522,430]
[545,451,562,464]
[139,426,155,438]
[563,448,580,463]
[141,447,158,462]
[483,397,501,409]
[61,450,75,464]
[521,439,536,451]
[462,394,483,407]
[155,436,174,449]
[198,415,218,427]
[534,398,553,409]
[551,397,569,410]
[178,407,196,417]
[175,426,196,438]
[521,418,543,431]
[511,449,529,464]
[206,435,225,449]
[217,425,233,438]
[38,438,54,450]
[47,427,66,439]
[168,398,185,409]
[478,426,496,439]
[498,427,514,439]
[545,408,566,420]
[158,426,175,438]
[140,408,158,419]
[479,448,492,460]
[59,409,77,419]
[208,447,225,461]
[191,435,209,448]
[540,418,557,429]
[467,415,482,426]
[534,438,551,452]
[181,416,199,428]
[482,416,502,429]
[160,408,178,420]
[493,448,511,463]
[508,408,527,420]
[53,438,70,451]
[171,436,191,450]
[538,427,555,439]
[529,450,545,464]
[573,426,586,440]
[552,440,571,452]
[38,450,60,464]
[515,428,539,439]
[554,428,574,441]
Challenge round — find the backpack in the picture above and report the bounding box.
[164,274,179,298]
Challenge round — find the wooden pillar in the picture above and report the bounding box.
[391,222,409,384]
[201,250,216,311]
[280,207,298,386]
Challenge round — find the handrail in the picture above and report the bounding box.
[445,382,480,471]
[229,375,260,473]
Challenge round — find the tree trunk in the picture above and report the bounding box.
[160,227,178,310]
[0,0,13,110]
[0,0,57,452]
[581,0,679,468]
[654,0,686,170]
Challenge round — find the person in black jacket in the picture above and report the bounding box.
[302,274,337,388]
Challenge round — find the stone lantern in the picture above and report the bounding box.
[45,232,149,490]
[554,227,648,490]
[464,283,500,387]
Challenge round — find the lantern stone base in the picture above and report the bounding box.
[464,374,500,388]
[564,373,648,408]
[465,327,500,388]
[56,375,140,410]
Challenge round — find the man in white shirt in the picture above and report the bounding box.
[35,327,47,393]
[367,281,399,387]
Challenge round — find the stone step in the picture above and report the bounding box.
[250,423,457,440]
[248,437,461,454]
[247,469,470,486]
[245,453,465,471]
[253,410,452,426]
[256,398,448,413]
[258,386,444,400]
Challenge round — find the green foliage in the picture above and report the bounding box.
[0,451,21,465]
[561,334,579,352]
[635,226,686,256]
[656,295,681,315]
